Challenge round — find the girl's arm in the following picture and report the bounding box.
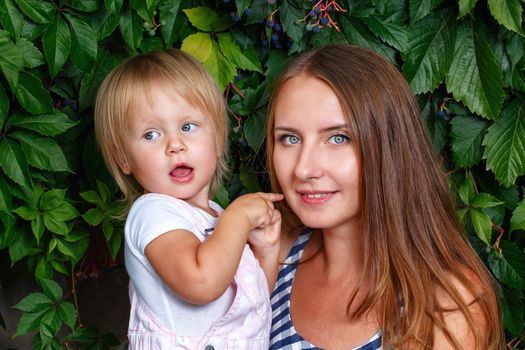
[144,192,282,305]
[248,219,282,292]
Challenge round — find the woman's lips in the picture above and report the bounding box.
[298,191,335,205]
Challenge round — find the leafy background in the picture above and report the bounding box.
[0,0,524,348]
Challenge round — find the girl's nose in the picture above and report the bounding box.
[166,136,186,154]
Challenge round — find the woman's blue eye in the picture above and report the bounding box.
[281,135,300,145]
[181,123,197,132]
[329,134,350,144]
[144,131,160,141]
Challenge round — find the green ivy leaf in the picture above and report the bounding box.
[0,0,24,38]
[0,40,23,87]
[46,202,79,222]
[83,207,104,225]
[6,111,78,136]
[0,138,32,189]
[447,21,504,119]
[65,13,97,71]
[458,0,477,17]
[130,0,155,22]
[488,0,524,36]
[58,302,77,329]
[79,51,121,111]
[79,190,102,206]
[0,173,11,211]
[56,240,78,260]
[403,10,456,94]
[159,0,184,46]
[510,199,525,233]
[13,292,51,312]
[280,0,304,44]
[340,17,396,64]
[119,5,142,51]
[201,42,236,91]
[240,165,262,193]
[470,207,492,245]
[14,306,49,336]
[14,0,54,24]
[409,0,433,22]
[180,32,213,63]
[361,15,407,52]
[93,10,120,41]
[32,214,44,243]
[450,115,488,168]
[14,71,54,114]
[102,217,114,241]
[499,285,524,336]
[43,214,69,235]
[43,14,71,78]
[183,7,231,32]
[244,111,266,151]
[13,204,37,220]
[488,241,525,289]
[0,85,8,128]
[68,0,98,12]
[39,188,66,210]
[16,38,44,68]
[10,130,71,172]
[217,33,262,72]
[482,98,525,187]
[106,226,122,260]
[470,193,503,208]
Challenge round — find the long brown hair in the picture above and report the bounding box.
[266,44,503,349]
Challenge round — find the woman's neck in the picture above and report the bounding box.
[310,224,366,282]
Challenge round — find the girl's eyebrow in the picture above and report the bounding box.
[274,124,348,133]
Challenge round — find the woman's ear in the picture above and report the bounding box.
[116,151,131,175]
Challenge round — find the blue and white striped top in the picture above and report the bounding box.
[270,230,383,350]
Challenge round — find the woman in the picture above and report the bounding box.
[265,44,503,349]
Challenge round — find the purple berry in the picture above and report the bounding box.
[312,25,319,32]
[268,20,275,28]
[274,23,282,31]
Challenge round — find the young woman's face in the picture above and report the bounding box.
[118,86,218,211]
[272,75,362,232]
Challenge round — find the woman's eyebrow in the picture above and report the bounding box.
[274,124,348,133]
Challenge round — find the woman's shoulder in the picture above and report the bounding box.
[436,265,487,307]
[432,265,490,349]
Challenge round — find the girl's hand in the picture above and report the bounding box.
[226,192,283,231]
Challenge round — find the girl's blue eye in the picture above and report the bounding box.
[329,134,350,145]
[144,131,160,141]
[181,122,197,132]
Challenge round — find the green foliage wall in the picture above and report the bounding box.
[0,0,524,348]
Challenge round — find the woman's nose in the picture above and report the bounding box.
[293,143,323,180]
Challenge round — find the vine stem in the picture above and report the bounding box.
[71,263,83,327]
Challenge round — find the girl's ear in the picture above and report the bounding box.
[116,151,131,175]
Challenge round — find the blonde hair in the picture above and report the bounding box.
[266,44,503,349]
[94,49,228,212]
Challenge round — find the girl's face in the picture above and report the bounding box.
[272,75,362,233]
[118,86,218,211]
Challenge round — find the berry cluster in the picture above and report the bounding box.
[267,17,284,48]
[302,0,346,32]
[437,98,452,121]
[142,11,166,36]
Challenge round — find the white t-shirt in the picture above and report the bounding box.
[124,193,235,335]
